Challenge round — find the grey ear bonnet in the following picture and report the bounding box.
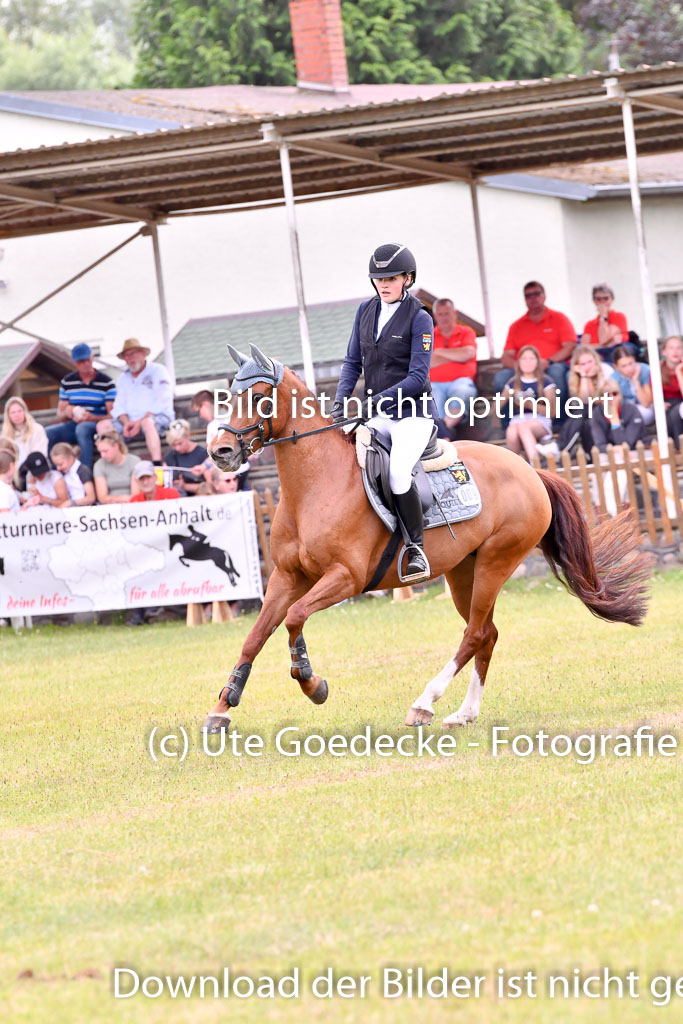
[227,343,284,394]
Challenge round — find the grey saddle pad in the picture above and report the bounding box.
[362,460,482,534]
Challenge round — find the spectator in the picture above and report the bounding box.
[163,419,208,495]
[428,298,477,433]
[209,467,239,494]
[46,344,116,468]
[191,388,250,485]
[23,451,68,508]
[495,281,576,411]
[591,378,647,452]
[2,397,49,487]
[0,437,18,460]
[609,346,654,425]
[559,345,608,454]
[127,461,180,625]
[661,335,683,448]
[0,450,20,512]
[97,338,173,464]
[502,345,556,461]
[580,283,635,361]
[51,442,95,507]
[93,432,140,504]
[129,460,181,502]
[191,390,218,442]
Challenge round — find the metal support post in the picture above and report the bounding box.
[619,94,669,456]
[149,223,175,388]
[469,181,495,358]
[277,141,316,391]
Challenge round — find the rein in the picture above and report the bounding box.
[216,408,361,461]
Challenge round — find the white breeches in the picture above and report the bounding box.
[366,415,435,493]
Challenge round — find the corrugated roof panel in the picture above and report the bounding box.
[0,64,682,238]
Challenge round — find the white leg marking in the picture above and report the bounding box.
[442,665,484,727]
[411,658,459,713]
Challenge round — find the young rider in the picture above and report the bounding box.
[332,242,435,582]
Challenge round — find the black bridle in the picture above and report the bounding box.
[214,391,360,463]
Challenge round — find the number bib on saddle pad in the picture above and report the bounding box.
[357,429,482,534]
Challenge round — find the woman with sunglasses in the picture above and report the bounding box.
[580,283,636,362]
[332,243,435,582]
[590,378,647,453]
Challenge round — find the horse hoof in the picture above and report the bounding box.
[299,674,329,705]
[442,711,476,729]
[203,712,231,734]
[405,708,433,727]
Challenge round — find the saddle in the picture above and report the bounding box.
[355,423,482,537]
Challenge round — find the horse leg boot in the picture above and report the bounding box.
[203,567,310,733]
[393,486,430,583]
[285,563,361,704]
[289,633,328,705]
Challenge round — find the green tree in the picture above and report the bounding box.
[341,0,442,84]
[132,0,583,89]
[132,0,296,87]
[416,0,584,82]
[0,0,134,88]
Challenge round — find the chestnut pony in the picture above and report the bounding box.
[205,345,651,733]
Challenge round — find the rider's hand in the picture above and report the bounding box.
[331,401,346,424]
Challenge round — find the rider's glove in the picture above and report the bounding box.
[331,401,346,424]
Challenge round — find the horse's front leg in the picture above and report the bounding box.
[285,563,359,707]
[203,567,309,732]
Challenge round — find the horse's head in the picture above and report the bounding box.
[209,343,286,471]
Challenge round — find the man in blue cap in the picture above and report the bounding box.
[46,343,116,468]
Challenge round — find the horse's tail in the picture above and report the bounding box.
[537,470,652,626]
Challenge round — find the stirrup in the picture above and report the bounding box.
[398,544,430,584]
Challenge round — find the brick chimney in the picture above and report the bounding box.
[288,0,350,93]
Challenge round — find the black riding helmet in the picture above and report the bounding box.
[368,243,416,293]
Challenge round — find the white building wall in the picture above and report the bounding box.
[0,178,576,364]
[0,111,126,151]
[561,194,683,340]
[1,150,682,370]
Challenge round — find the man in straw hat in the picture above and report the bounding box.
[97,338,174,464]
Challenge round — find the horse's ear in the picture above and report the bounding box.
[227,344,249,367]
[249,344,274,373]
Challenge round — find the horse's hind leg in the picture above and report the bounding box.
[439,541,522,727]
[405,557,475,726]
[204,567,309,732]
[285,563,359,706]
[442,613,498,728]
[406,543,516,727]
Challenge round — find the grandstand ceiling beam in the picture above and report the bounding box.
[626,94,683,116]
[0,182,158,224]
[282,136,471,181]
[0,141,269,183]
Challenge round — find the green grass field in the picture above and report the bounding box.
[1,570,682,1024]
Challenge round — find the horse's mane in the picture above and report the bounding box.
[280,366,354,449]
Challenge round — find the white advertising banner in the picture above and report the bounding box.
[0,493,264,616]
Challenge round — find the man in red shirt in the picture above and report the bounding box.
[429,298,478,431]
[580,283,636,362]
[494,281,576,413]
[129,460,180,502]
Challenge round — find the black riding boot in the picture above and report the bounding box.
[393,487,430,582]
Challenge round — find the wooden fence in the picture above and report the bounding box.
[530,439,683,545]
[252,440,683,584]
